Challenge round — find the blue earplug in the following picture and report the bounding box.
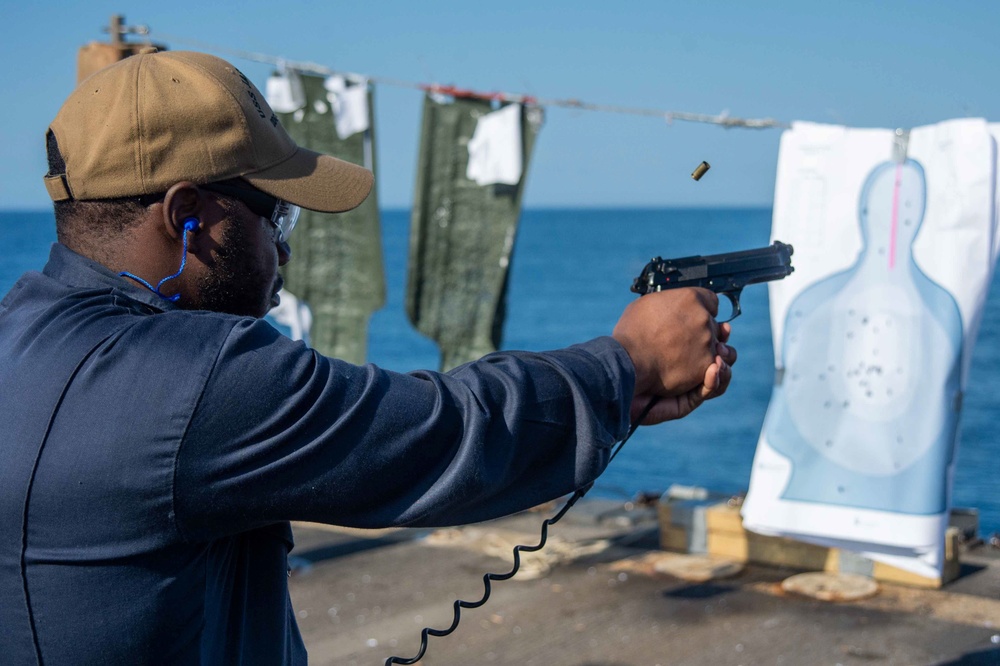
[183,217,199,233]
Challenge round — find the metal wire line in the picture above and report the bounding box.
[145,31,790,130]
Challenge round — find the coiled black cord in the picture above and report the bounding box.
[384,397,659,665]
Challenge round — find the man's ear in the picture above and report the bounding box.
[161,182,205,239]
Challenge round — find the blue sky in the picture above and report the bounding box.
[2,1,998,209]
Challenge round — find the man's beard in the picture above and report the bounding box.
[196,219,275,318]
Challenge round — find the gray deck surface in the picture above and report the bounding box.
[287,500,1000,666]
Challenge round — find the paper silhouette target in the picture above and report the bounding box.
[766,159,963,515]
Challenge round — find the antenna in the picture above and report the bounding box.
[101,14,152,47]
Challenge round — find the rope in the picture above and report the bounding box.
[147,31,789,130]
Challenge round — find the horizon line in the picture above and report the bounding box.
[0,203,775,215]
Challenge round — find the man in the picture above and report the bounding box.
[0,51,735,664]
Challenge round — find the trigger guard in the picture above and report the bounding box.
[720,292,742,323]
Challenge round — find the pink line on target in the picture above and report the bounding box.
[889,164,902,270]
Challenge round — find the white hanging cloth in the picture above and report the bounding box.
[466,104,523,186]
[264,67,305,113]
[324,75,370,139]
[267,289,313,344]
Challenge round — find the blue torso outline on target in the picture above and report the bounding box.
[764,158,963,515]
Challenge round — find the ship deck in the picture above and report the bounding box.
[287,499,1000,666]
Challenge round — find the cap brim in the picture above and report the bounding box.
[244,147,373,214]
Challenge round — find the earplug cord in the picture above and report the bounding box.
[384,396,660,665]
[118,219,197,302]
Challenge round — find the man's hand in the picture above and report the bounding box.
[612,288,737,425]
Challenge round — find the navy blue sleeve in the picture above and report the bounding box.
[173,319,634,540]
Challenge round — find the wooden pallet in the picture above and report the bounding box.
[659,499,962,588]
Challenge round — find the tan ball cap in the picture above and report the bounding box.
[44,50,373,213]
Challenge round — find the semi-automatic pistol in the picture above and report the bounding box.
[631,241,795,322]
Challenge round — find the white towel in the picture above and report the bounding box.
[324,75,370,139]
[267,289,312,344]
[265,69,305,114]
[466,104,523,186]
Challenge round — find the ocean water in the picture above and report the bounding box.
[3,209,998,537]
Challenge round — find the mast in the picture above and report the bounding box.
[76,14,166,83]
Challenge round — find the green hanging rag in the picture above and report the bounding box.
[275,73,386,365]
[406,95,543,371]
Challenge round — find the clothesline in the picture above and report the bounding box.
[146,30,791,130]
